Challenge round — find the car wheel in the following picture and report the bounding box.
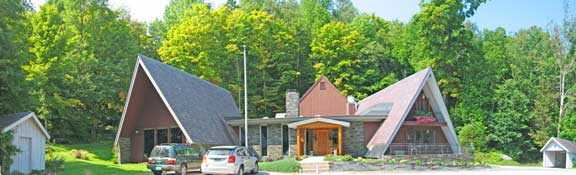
[237,166,244,175]
[251,162,259,174]
[153,170,162,175]
[180,164,187,175]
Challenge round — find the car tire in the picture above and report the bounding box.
[180,164,187,175]
[153,170,162,175]
[251,162,259,174]
[237,166,244,175]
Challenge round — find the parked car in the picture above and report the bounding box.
[201,146,259,175]
[147,143,205,175]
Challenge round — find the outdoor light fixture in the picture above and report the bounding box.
[135,129,140,134]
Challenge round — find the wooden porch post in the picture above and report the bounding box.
[338,126,342,155]
[296,128,301,156]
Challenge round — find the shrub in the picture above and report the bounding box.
[387,159,396,164]
[473,151,502,164]
[323,155,353,161]
[112,146,119,164]
[45,145,65,174]
[0,131,19,173]
[70,149,90,160]
[30,169,45,175]
[573,158,576,169]
[414,160,422,165]
[342,155,353,161]
[260,158,300,173]
[399,159,408,164]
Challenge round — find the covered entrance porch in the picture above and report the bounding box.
[288,118,349,156]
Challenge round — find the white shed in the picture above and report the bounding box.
[541,137,576,168]
[0,112,50,174]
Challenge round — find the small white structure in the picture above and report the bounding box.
[0,112,50,174]
[541,137,576,168]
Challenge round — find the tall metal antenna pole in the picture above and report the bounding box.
[243,45,249,147]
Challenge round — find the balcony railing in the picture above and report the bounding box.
[388,143,454,155]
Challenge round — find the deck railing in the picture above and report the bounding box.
[388,143,454,155]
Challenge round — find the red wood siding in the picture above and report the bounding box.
[119,67,178,162]
[299,77,348,117]
[364,122,381,145]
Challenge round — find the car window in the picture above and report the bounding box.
[150,146,171,157]
[207,149,233,155]
[189,148,201,160]
[236,148,245,156]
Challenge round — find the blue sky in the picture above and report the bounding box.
[31,0,566,32]
[354,0,566,32]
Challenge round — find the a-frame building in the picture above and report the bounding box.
[114,55,240,163]
[356,67,460,157]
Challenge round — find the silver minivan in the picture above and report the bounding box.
[201,146,259,175]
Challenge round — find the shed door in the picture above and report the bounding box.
[16,137,32,173]
[554,151,566,168]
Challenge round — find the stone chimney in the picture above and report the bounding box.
[347,96,357,115]
[285,89,300,118]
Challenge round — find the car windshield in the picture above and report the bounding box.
[207,149,233,155]
[150,146,171,157]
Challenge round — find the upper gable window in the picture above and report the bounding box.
[320,82,326,90]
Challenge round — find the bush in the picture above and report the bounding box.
[399,159,408,164]
[387,159,396,164]
[414,160,422,165]
[473,151,502,164]
[112,146,119,164]
[70,149,90,160]
[323,155,353,161]
[260,158,300,173]
[46,145,65,174]
[0,131,19,173]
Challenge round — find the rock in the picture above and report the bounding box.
[500,154,513,160]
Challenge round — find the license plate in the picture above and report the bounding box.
[155,166,162,171]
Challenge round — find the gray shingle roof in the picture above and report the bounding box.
[138,55,241,145]
[553,137,576,152]
[0,112,32,131]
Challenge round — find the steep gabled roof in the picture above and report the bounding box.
[356,67,460,157]
[541,137,576,153]
[300,76,346,101]
[115,55,240,145]
[1,112,50,139]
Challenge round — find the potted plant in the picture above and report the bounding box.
[415,111,436,123]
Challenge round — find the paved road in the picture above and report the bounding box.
[175,166,576,175]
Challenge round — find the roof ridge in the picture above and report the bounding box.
[359,67,431,104]
[137,54,232,95]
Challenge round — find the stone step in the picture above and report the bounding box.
[300,162,330,172]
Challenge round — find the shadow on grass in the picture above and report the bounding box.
[60,160,151,175]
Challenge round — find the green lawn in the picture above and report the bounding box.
[259,158,300,173]
[49,142,151,175]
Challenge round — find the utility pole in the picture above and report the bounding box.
[243,45,249,147]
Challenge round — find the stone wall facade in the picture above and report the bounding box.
[380,154,473,162]
[285,90,299,118]
[118,137,131,163]
[342,121,367,157]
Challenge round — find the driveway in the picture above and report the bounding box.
[257,166,576,175]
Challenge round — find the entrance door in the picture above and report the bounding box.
[554,151,566,168]
[17,137,32,173]
[314,130,330,155]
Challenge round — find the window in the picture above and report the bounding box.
[320,82,326,90]
[170,127,183,143]
[407,128,435,144]
[239,127,246,146]
[261,126,268,156]
[157,128,168,144]
[282,125,289,155]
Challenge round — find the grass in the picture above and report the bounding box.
[473,151,541,167]
[49,141,151,175]
[259,158,301,173]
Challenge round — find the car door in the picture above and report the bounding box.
[237,148,251,170]
[188,146,202,169]
[241,148,255,170]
